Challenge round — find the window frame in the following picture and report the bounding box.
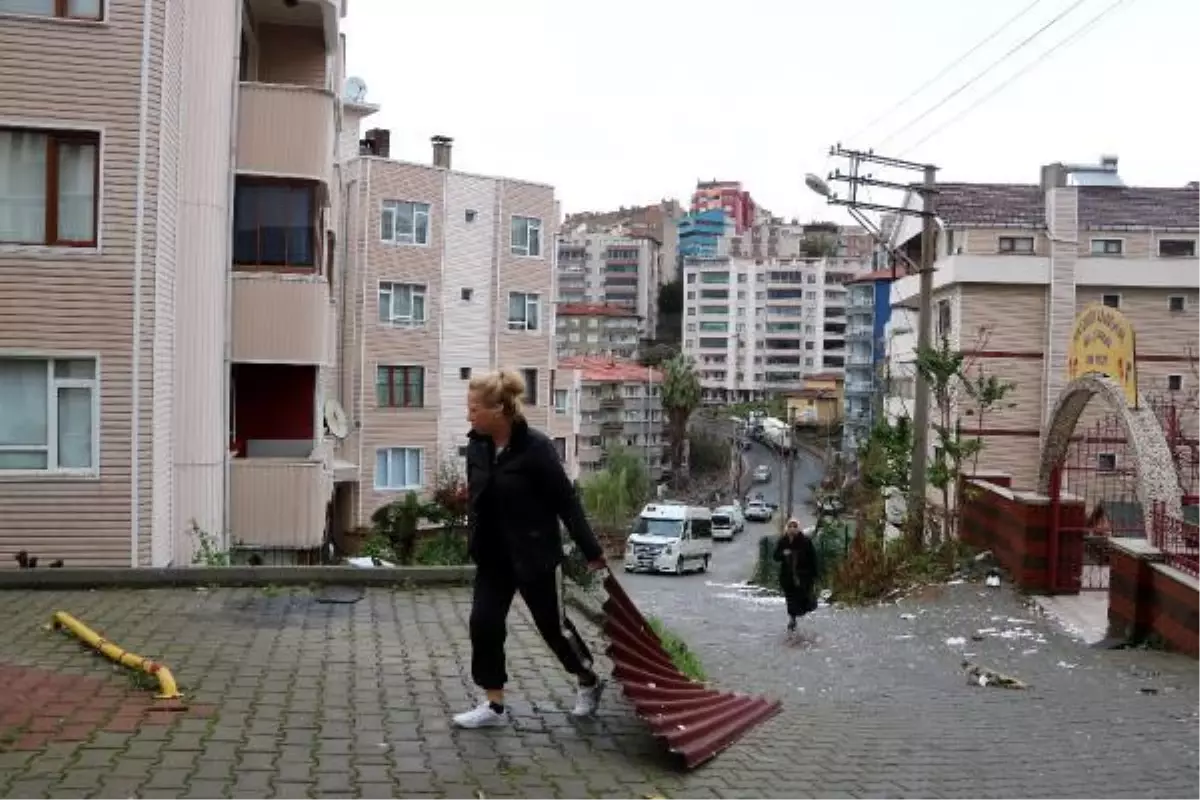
[1089,237,1124,257]
[521,367,538,406]
[0,126,101,248]
[232,177,318,271]
[374,364,425,409]
[553,388,569,414]
[1101,293,1121,309]
[1167,374,1183,392]
[510,215,543,258]
[998,235,1035,254]
[377,281,428,328]
[379,199,432,247]
[1168,294,1187,313]
[0,0,104,21]
[507,291,540,331]
[373,446,424,492]
[935,298,952,339]
[0,354,101,476]
[1158,238,1197,258]
[1096,452,1117,472]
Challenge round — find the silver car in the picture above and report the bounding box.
[752,464,771,483]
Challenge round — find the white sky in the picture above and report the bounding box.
[343,0,1199,224]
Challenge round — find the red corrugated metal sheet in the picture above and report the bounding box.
[602,573,782,769]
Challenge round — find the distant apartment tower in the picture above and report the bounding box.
[555,303,641,360]
[842,270,894,457]
[556,357,664,481]
[556,231,660,338]
[343,134,564,521]
[562,200,682,284]
[691,180,756,232]
[0,0,353,567]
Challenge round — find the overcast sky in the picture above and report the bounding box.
[343,0,1199,224]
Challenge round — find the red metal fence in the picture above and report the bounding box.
[601,573,781,769]
[1150,501,1200,578]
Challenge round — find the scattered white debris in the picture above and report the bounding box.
[1022,648,1039,656]
[946,636,967,647]
[985,571,1002,588]
[976,627,998,636]
[974,550,993,562]
[1006,618,1035,625]
[1057,661,1078,669]
[893,634,915,640]
[900,613,917,621]
[347,556,395,568]
[713,592,785,607]
[947,579,965,586]
[990,615,1005,622]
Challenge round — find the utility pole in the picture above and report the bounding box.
[806,146,938,542]
[784,407,797,521]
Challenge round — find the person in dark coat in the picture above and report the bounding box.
[453,369,608,730]
[774,517,818,632]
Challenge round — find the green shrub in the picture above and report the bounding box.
[647,616,706,682]
[749,534,780,592]
[414,532,470,566]
[359,534,397,563]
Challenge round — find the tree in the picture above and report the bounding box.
[581,468,636,539]
[371,492,440,565]
[638,341,678,368]
[661,353,702,483]
[914,334,1015,544]
[657,279,683,315]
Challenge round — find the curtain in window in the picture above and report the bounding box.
[525,299,538,330]
[374,449,389,487]
[0,130,47,244]
[510,217,525,251]
[376,448,421,488]
[57,139,96,242]
[0,359,48,469]
[67,0,102,14]
[393,203,414,241]
[405,369,423,407]
[57,386,92,468]
[508,293,525,325]
[413,208,428,244]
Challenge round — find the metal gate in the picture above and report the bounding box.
[1048,410,1142,591]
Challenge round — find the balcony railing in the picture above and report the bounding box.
[231,457,331,548]
[232,273,331,364]
[237,83,335,185]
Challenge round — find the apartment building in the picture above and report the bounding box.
[556,231,660,337]
[555,303,641,360]
[843,270,894,457]
[562,200,681,284]
[555,357,664,482]
[883,156,1199,490]
[0,0,351,567]
[342,135,564,522]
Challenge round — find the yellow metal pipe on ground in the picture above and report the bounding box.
[50,611,182,701]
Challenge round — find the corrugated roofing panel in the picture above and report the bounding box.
[601,573,782,769]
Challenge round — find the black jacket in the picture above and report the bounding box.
[773,532,818,593]
[465,417,603,578]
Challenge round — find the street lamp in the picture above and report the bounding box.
[804,173,832,198]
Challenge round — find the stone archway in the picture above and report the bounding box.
[1037,375,1183,534]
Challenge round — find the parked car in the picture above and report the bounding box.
[744,501,773,523]
[711,504,744,541]
[752,464,772,483]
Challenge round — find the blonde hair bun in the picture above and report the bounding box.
[469,368,527,419]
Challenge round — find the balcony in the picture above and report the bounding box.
[245,0,339,51]
[845,382,875,395]
[237,83,335,186]
[846,326,873,341]
[599,396,624,410]
[231,458,331,548]
[232,273,330,364]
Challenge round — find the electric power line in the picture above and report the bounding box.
[875,0,1093,150]
[843,0,1047,144]
[897,0,1133,157]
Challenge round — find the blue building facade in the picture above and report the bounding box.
[677,209,729,258]
[842,272,893,458]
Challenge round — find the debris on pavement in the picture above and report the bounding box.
[985,569,1002,588]
[899,612,917,620]
[347,556,395,568]
[1057,660,1078,669]
[962,660,1028,689]
[946,636,967,647]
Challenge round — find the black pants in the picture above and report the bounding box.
[469,562,593,691]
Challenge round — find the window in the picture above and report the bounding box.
[1102,294,1121,309]
[465,209,477,223]
[380,200,431,246]
[1168,295,1186,312]
[936,298,952,338]
[0,356,97,472]
[374,447,423,490]
[459,367,471,380]
[1096,453,1117,472]
[457,445,468,458]
[0,0,102,20]
[511,216,542,257]
[0,127,99,247]
[1168,374,1183,392]
[375,365,424,408]
[521,368,538,405]
[233,179,315,268]
[378,282,426,327]
[1159,239,1196,258]
[1090,238,1123,256]
[507,292,540,331]
[461,287,473,301]
[554,389,569,414]
[998,236,1034,254]
[553,437,567,461]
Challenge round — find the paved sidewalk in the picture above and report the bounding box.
[0,582,1196,798]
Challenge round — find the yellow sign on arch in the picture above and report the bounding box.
[1067,303,1139,407]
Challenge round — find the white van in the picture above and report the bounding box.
[711,504,744,541]
[624,502,713,574]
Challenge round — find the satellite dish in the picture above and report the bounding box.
[343,76,368,104]
[805,173,832,198]
[324,399,350,439]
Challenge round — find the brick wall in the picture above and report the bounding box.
[1109,539,1199,657]
[959,478,1085,593]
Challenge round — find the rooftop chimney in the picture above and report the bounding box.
[431,135,453,169]
[1099,154,1119,171]
[362,128,390,159]
[1040,162,1067,192]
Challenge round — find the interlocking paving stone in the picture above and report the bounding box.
[0,582,1195,798]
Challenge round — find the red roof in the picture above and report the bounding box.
[847,268,897,284]
[558,356,662,383]
[556,302,639,318]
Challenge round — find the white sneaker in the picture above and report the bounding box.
[452,702,507,729]
[571,678,606,718]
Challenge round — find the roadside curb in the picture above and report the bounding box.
[0,564,476,591]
